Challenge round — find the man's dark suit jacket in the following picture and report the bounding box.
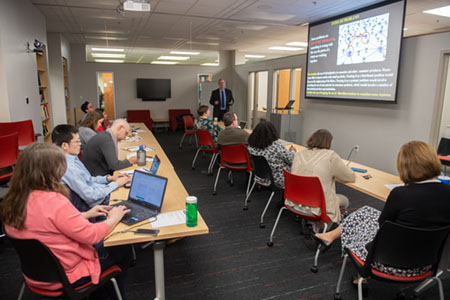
[209,88,234,120]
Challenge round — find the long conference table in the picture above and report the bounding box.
[104,123,209,300]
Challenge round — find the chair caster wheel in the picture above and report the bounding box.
[334,293,342,300]
[260,223,265,228]
[310,266,318,273]
[267,242,273,247]
[192,167,195,170]
[212,191,217,195]
[243,206,248,210]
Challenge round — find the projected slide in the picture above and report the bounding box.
[305,0,405,102]
[337,13,389,65]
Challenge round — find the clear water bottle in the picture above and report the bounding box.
[137,145,146,166]
[186,196,198,227]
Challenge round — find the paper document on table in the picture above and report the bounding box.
[385,183,404,190]
[278,140,292,146]
[150,210,186,228]
[136,129,146,132]
[119,168,149,176]
[123,146,155,152]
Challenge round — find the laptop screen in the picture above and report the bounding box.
[150,155,160,175]
[285,100,295,109]
[128,170,167,209]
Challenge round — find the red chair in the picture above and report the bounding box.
[127,110,153,131]
[267,169,331,273]
[0,120,39,148]
[334,221,450,300]
[192,130,220,175]
[179,115,197,148]
[169,109,191,131]
[212,144,253,196]
[0,132,19,184]
[7,235,123,300]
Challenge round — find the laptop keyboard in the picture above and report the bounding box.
[112,200,157,221]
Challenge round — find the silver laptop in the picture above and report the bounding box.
[114,170,168,225]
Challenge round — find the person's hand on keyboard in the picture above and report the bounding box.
[105,205,131,229]
[82,205,111,219]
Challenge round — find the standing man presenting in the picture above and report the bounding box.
[209,79,234,121]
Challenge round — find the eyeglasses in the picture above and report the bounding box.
[70,140,81,144]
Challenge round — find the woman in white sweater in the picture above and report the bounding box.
[290,129,355,224]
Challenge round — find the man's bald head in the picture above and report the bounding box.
[111,118,130,140]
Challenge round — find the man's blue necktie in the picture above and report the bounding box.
[220,90,226,110]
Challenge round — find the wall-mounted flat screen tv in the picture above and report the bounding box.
[137,78,171,101]
[305,0,406,102]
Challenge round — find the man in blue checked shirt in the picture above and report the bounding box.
[52,124,130,212]
[209,78,234,121]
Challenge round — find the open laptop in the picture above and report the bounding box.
[275,100,295,110]
[239,121,247,129]
[114,170,168,225]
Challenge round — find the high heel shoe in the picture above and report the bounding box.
[311,234,333,252]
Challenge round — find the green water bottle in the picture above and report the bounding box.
[186,196,198,227]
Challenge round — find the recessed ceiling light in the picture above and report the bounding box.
[245,54,265,58]
[86,36,128,41]
[269,46,303,51]
[187,41,219,46]
[201,63,219,66]
[423,5,450,18]
[170,51,200,55]
[158,56,190,61]
[92,53,126,58]
[151,61,179,65]
[94,59,124,63]
[287,42,308,47]
[91,47,125,52]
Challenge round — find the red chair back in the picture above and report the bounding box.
[283,169,330,223]
[220,144,252,171]
[196,130,218,153]
[169,109,191,131]
[183,115,195,132]
[127,110,152,130]
[0,132,19,183]
[0,120,36,147]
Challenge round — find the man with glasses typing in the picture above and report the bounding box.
[82,119,138,176]
[52,124,131,211]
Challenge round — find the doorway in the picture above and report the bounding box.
[96,72,116,119]
[248,70,269,128]
[272,68,301,114]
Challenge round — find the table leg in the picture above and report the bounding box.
[153,240,166,300]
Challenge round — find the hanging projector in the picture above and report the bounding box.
[123,0,151,12]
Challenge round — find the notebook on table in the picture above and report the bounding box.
[113,170,168,225]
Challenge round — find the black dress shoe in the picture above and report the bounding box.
[311,234,333,252]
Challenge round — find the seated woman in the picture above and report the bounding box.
[194,105,221,144]
[247,120,296,189]
[96,108,111,132]
[0,143,131,299]
[290,129,355,225]
[79,110,104,149]
[312,141,450,277]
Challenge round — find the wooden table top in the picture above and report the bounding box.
[104,123,209,247]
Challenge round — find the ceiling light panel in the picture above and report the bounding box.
[151,61,179,65]
[269,46,303,51]
[92,53,126,58]
[423,5,450,18]
[245,54,265,58]
[94,59,124,63]
[170,51,200,55]
[286,41,308,47]
[91,47,124,52]
[158,56,190,60]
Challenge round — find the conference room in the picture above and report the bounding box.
[1,0,450,299]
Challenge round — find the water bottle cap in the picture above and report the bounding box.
[186,196,197,204]
[139,145,144,150]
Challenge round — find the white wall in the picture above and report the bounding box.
[69,44,232,121]
[233,32,450,174]
[439,59,450,139]
[48,33,67,125]
[0,0,47,135]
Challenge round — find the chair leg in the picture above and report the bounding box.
[213,167,223,195]
[414,271,443,296]
[434,277,445,300]
[246,171,253,196]
[267,207,286,246]
[311,223,329,273]
[17,282,25,300]
[209,153,219,174]
[244,181,257,210]
[110,277,123,300]
[192,148,201,169]
[357,277,366,300]
[334,254,348,300]
[260,191,275,228]
[194,135,198,148]
[179,134,187,148]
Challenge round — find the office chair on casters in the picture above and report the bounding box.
[0,120,40,148]
[213,144,253,196]
[192,130,220,175]
[179,115,197,148]
[7,234,123,300]
[244,155,283,229]
[334,221,450,300]
[267,169,331,273]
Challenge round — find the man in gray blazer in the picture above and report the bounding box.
[217,112,249,146]
[82,119,138,176]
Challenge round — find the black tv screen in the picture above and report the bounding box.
[136,78,171,101]
[305,0,405,102]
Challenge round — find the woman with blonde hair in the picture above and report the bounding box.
[0,143,130,299]
[312,141,450,278]
[79,110,104,149]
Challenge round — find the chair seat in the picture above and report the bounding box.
[348,249,433,282]
[285,204,319,218]
[223,162,249,169]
